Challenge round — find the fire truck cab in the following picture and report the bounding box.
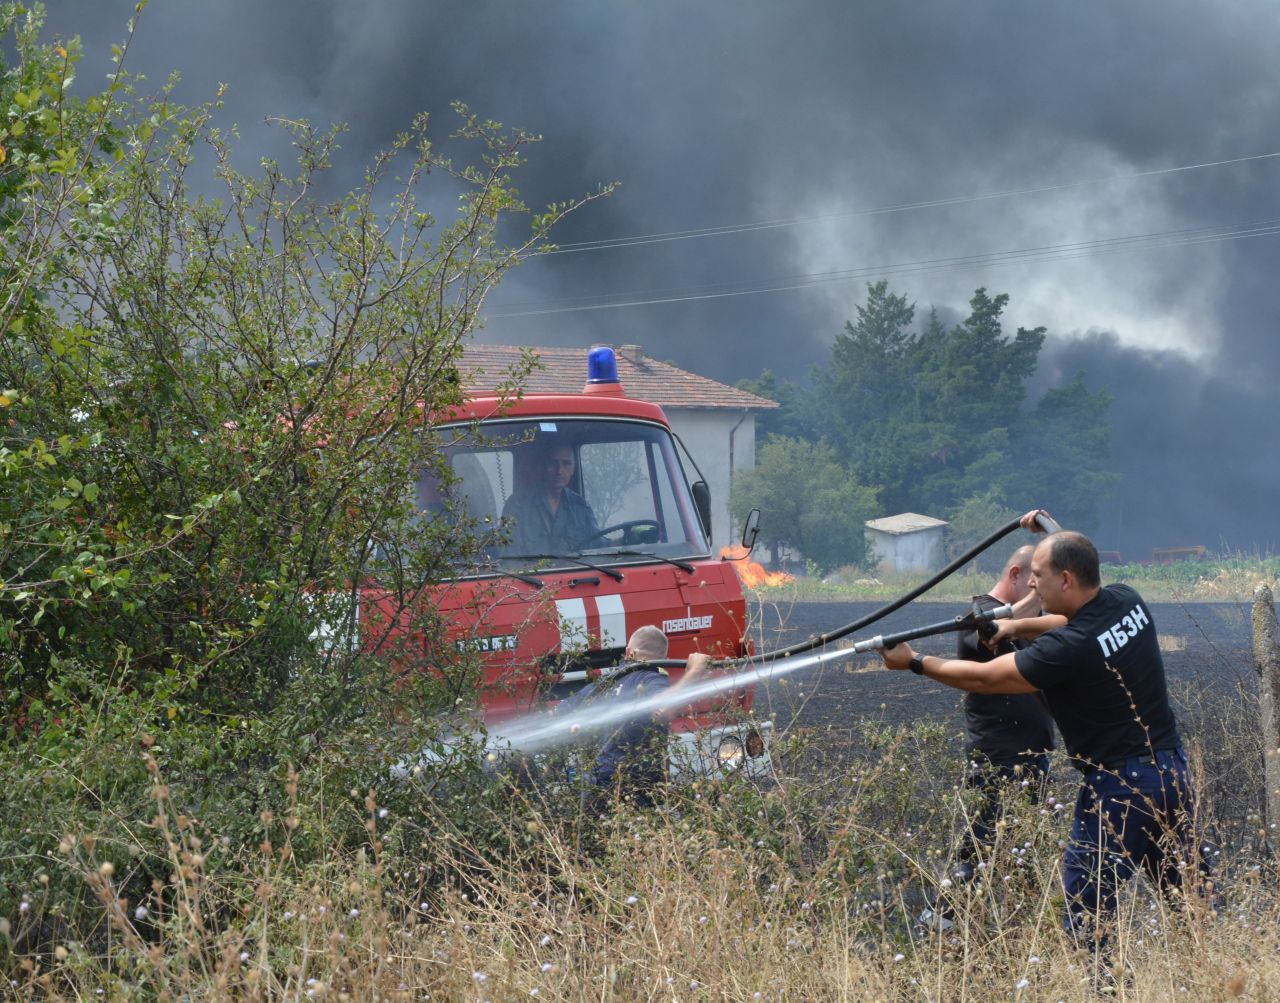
[369,347,770,778]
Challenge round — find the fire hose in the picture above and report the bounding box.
[627,510,1061,674]
[845,602,1012,653]
[424,515,1061,768]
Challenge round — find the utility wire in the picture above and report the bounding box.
[489,215,1280,318]
[546,151,1280,254]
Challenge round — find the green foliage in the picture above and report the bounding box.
[741,281,1118,556]
[0,7,604,927]
[1008,370,1120,531]
[944,489,1023,575]
[734,368,817,441]
[729,436,878,571]
[815,283,1049,516]
[813,280,918,499]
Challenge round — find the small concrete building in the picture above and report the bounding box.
[865,512,949,573]
[458,344,777,553]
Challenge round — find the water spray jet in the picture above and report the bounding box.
[481,602,1015,758]
[390,511,1058,778]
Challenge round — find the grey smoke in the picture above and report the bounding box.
[39,0,1280,555]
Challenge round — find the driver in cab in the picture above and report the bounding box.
[502,437,599,555]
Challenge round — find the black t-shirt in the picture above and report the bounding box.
[1014,584,1182,772]
[958,594,1055,764]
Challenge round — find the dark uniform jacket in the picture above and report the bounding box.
[959,593,1055,766]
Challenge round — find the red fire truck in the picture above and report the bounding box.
[364,346,770,777]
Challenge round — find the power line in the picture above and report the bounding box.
[546,151,1280,254]
[488,216,1280,318]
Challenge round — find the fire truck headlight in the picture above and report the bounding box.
[716,735,745,769]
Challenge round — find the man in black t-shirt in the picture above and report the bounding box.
[881,512,1212,951]
[959,546,1055,775]
[920,545,1056,931]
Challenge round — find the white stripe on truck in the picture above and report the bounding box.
[595,594,626,648]
[555,598,588,647]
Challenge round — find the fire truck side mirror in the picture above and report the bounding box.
[740,508,761,554]
[692,480,712,541]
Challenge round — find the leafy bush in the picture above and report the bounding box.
[729,436,878,572]
[0,7,601,931]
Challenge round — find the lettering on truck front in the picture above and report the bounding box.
[1096,604,1151,658]
[663,614,712,634]
[457,633,519,653]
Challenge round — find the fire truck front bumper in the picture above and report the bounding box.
[668,719,774,781]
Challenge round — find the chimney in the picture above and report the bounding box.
[618,344,645,365]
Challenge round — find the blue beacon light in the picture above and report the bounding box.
[587,346,619,384]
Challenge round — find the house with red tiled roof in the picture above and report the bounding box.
[459,343,778,551]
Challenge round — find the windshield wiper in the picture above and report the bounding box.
[596,549,696,573]
[508,553,625,583]
[472,558,544,588]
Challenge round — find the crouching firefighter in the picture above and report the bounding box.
[555,625,712,811]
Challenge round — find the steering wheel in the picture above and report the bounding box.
[577,519,661,548]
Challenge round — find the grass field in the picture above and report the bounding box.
[4,560,1278,1000]
[747,555,1280,604]
[4,713,1277,1001]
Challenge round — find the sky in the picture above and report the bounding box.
[37,1,1280,556]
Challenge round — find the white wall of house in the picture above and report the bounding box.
[866,526,947,573]
[665,408,757,553]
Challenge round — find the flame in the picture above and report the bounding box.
[720,545,794,587]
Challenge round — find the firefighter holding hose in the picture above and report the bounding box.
[880,510,1213,953]
[918,544,1056,932]
[557,625,713,811]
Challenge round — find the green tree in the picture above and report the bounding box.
[809,282,1111,528]
[729,436,878,572]
[945,489,1023,575]
[0,6,606,913]
[1009,370,1119,531]
[907,288,1044,509]
[735,368,818,441]
[813,280,917,495]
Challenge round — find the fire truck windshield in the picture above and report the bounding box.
[419,418,710,577]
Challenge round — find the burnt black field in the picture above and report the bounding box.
[745,600,1262,824]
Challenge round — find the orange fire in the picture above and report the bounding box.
[720,545,794,588]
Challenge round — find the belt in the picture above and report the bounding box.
[1089,746,1183,774]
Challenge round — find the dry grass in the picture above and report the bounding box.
[753,557,1280,604]
[1178,567,1279,603]
[5,718,1280,1003]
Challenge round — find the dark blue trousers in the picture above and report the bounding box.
[1062,747,1212,949]
[953,753,1050,883]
